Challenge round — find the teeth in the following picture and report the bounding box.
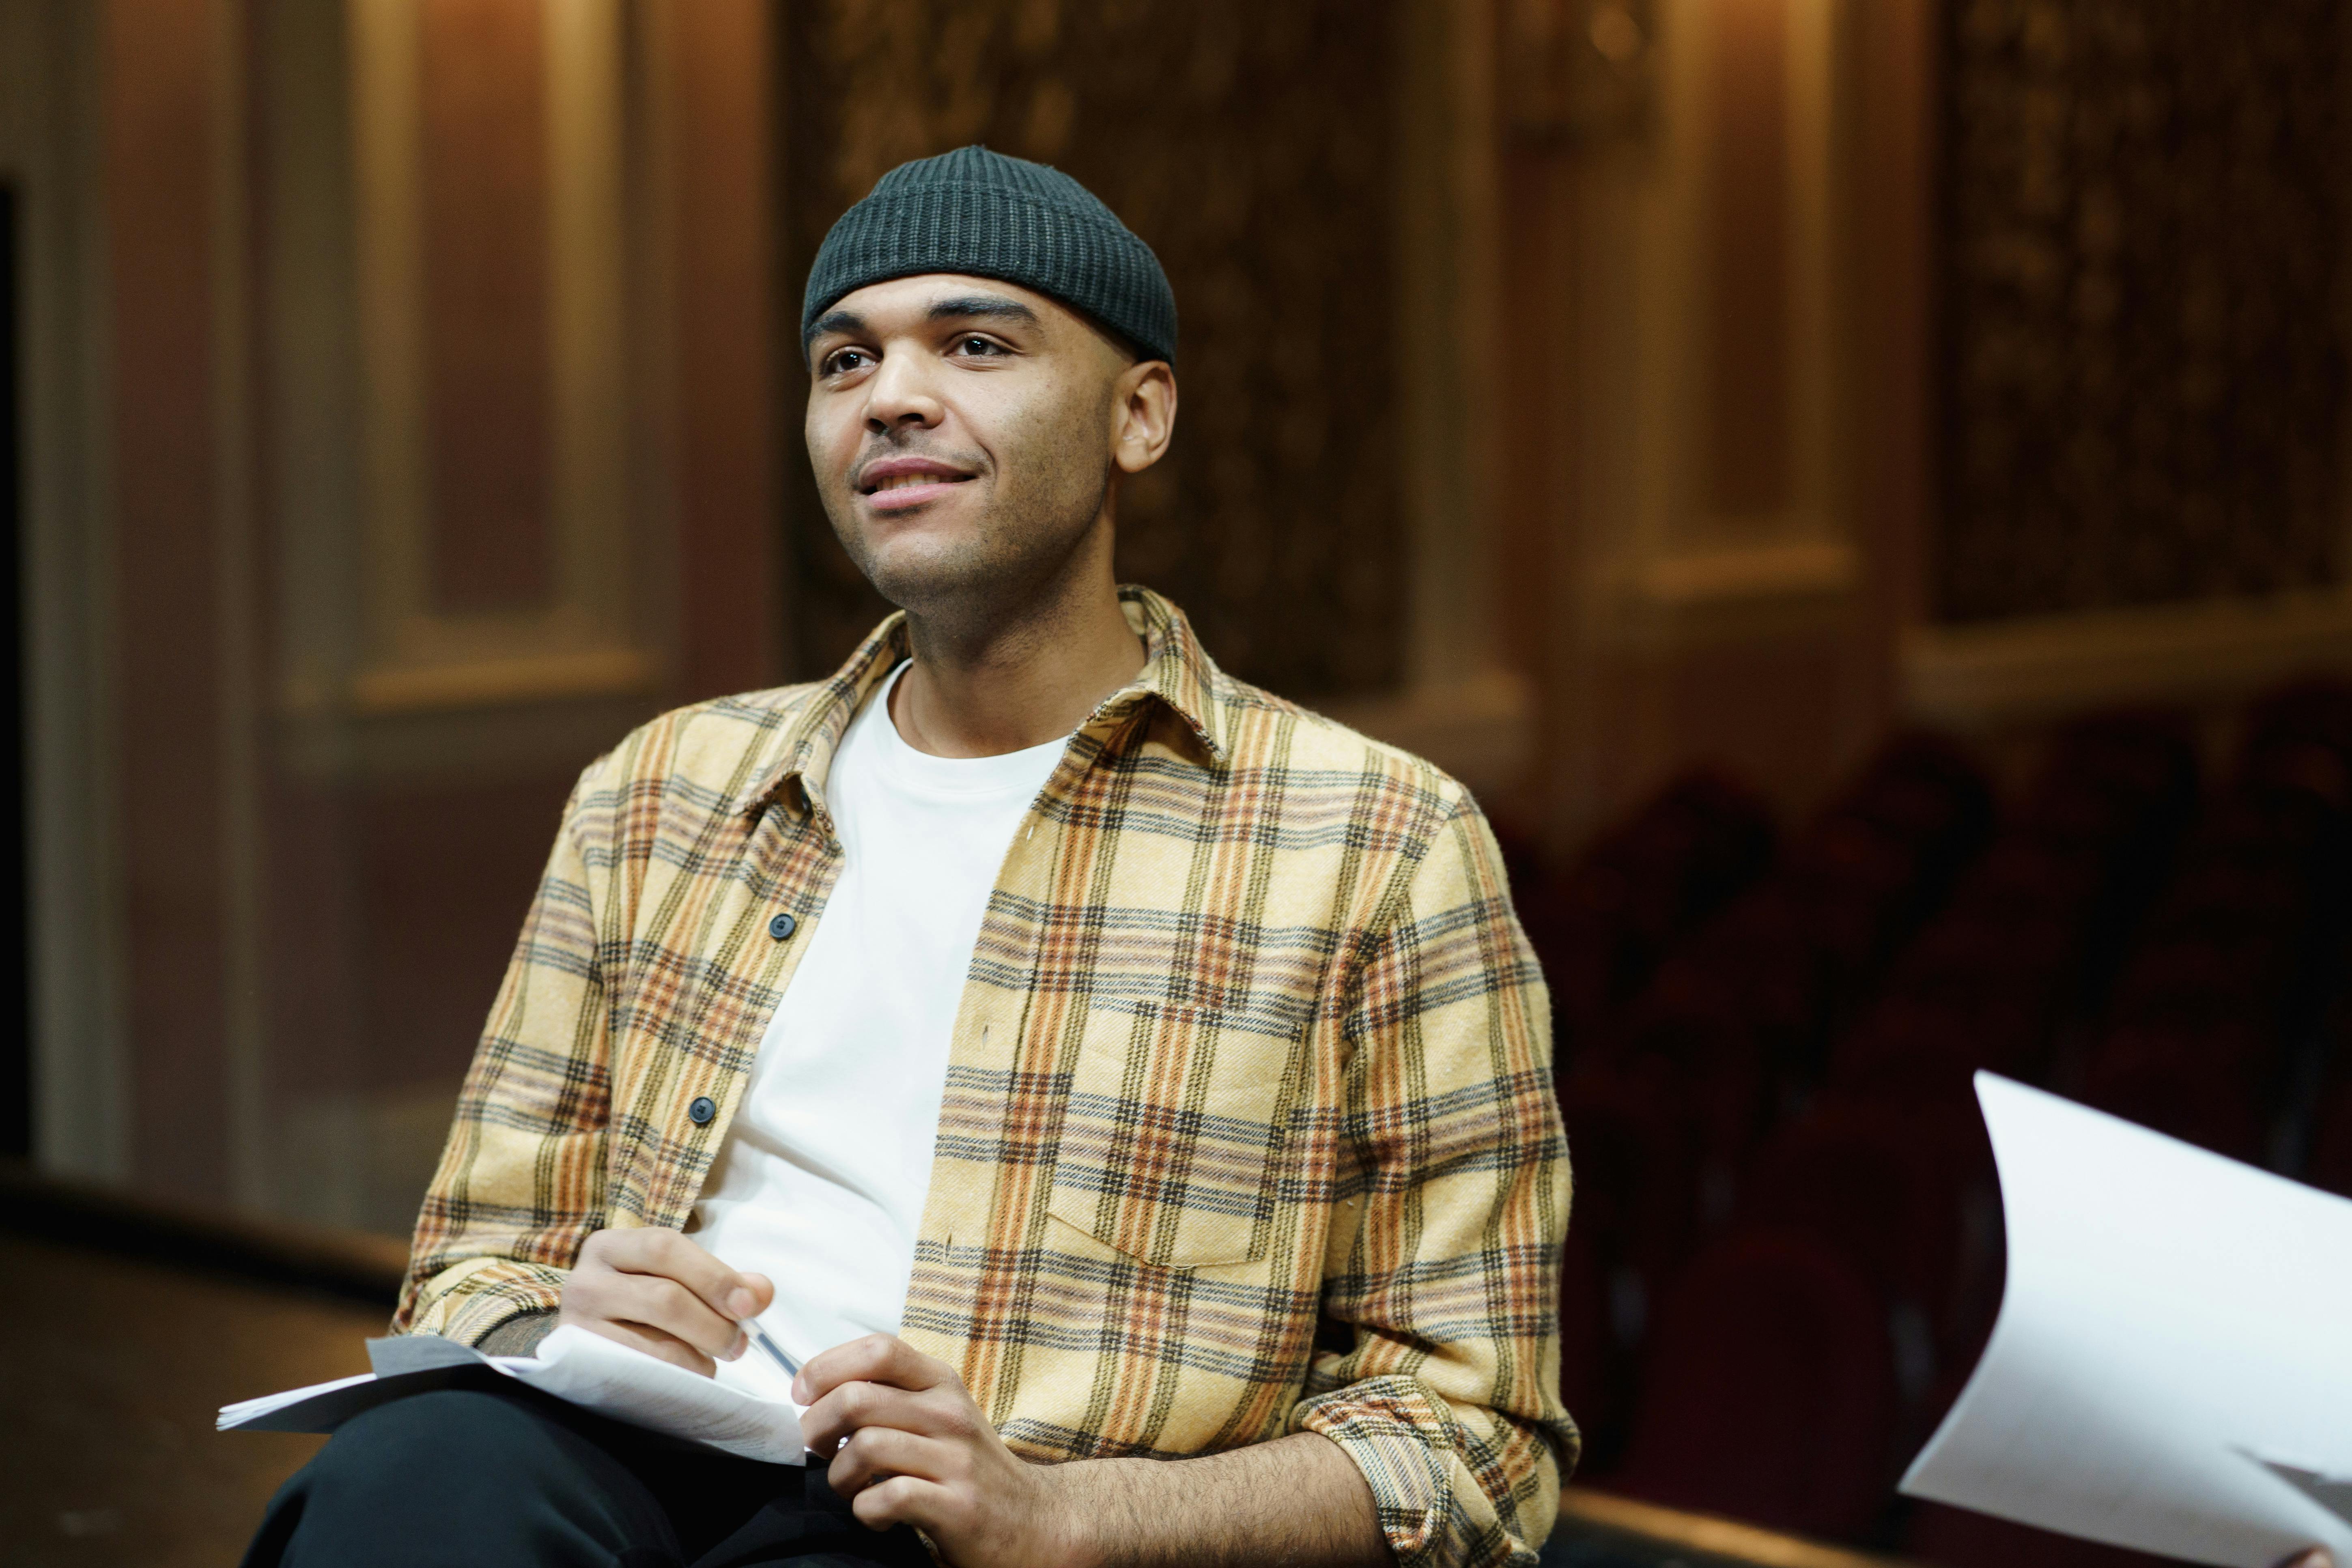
[868,472,960,493]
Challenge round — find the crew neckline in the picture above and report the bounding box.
[862,662,1069,796]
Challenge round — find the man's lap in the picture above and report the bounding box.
[241,1387,927,1568]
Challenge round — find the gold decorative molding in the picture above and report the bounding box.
[349,644,655,714]
[1902,589,2352,729]
[1597,539,1858,652]
[1631,538,1856,608]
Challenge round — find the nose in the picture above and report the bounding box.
[863,348,944,433]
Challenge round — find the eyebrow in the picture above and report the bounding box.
[925,295,1040,328]
[807,308,865,343]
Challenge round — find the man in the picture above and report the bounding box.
[246,146,1572,1568]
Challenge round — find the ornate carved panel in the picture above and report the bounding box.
[780,0,1404,699]
[1936,0,2346,624]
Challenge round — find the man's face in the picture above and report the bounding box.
[803,273,1154,617]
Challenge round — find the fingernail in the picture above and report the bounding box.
[723,1333,745,1361]
[792,1374,807,1402]
[728,1288,758,1318]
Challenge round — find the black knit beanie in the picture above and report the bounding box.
[801,145,1178,365]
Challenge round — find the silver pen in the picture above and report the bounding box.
[739,1316,803,1384]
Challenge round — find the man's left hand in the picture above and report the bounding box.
[795,1334,1087,1568]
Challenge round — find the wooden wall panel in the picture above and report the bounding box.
[353,776,569,1093]
[349,0,652,714]
[104,0,231,1201]
[27,0,788,1226]
[666,0,779,699]
[1499,0,1872,844]
[1703,0,1792,517]
[417,0,553,613]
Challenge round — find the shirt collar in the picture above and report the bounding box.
[736,586,1227,821]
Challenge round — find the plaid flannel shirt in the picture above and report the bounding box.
[396,588,1575,1567]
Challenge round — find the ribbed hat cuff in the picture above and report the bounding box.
[801,177,1177,364]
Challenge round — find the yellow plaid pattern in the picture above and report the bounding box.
[396,589,1575,1567]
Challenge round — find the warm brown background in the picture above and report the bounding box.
[2,0,2347,1243]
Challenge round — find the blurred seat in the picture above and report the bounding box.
[1558,1057,1701,1284]
[1820,711,2202,1113]
[2075,757,2349,1159]
[2079,1022,2270,1163]
[2242,678,2352,800]
[1516,769,1776,1059]
[1558,1219,1612,1443]
[1608,955,1773,1171]
[2303,1067,2352,1198]
[1735,1099,1979,1338]
[1609,1229,1898,1542]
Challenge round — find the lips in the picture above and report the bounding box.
[856,456,975,509]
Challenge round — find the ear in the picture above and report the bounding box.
[1110,359,1178,475]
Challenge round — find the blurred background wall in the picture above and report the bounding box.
[0,0,2343,1245]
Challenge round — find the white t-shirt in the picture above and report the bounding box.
[692,662,1065,1399]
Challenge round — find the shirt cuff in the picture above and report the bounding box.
[403,1257,569,1346]
[1292,1377,1461,1568]
[475,1310,559,1357]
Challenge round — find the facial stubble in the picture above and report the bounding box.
[822,392,1119,635]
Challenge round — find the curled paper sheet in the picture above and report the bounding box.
[1899,1074,2352,1566]
[219,1323,807,1464]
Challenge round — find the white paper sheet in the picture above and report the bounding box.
[1898,1073,2352,1566]
[218,1324,807,1464]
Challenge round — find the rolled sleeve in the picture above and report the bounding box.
[1296,792,1577,1568]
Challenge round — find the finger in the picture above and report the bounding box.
[583,1269,746,1361]
[827,1426,957,1497]
[570,1316,717,1377]
[591,1228,769,1322]
[793,1332,956,1405]
[2277,1553,2333,1568]
[849,1473,949,1534]
[799,1379,951,1456]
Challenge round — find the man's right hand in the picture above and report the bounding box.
[556,1228,773,1377]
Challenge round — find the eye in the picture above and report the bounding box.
[955,335,1006,358]
[821,347,872,376]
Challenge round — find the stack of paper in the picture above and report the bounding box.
[219,1324,807,1464]
[1900,1073,2352,1566]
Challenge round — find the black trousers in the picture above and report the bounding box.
[241,1387,932,1568]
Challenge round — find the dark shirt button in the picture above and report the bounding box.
[768,911,797,941]
[687,1095,717,1126]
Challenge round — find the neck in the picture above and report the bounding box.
[888,521,1146,759]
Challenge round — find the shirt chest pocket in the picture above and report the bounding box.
[1046,1002,1305,1269]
